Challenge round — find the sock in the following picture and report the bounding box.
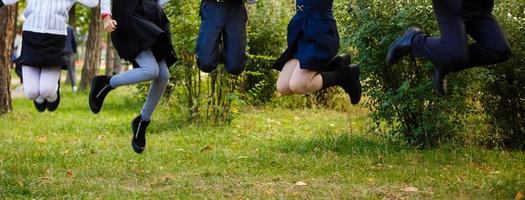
[35,96,45,104]
[320,71,342,90]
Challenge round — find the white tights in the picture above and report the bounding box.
[22,65,61,103]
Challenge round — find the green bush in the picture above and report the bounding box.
[480,1,525,150]
[242,1,293,105]
[346,0,473,147]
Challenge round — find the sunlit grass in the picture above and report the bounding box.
[1,87,524,199]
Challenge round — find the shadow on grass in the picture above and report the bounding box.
[275,132,408,156]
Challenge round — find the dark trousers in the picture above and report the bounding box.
[196,0,248,75]
[411,0,511,72]
[65,53,76,88]
[15,63,23,84]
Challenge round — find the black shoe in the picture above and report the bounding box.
[33,100,47,112]
[432,65,450,96]
[340,64,362,105]
[47,85,60,112]
[327,54,352,71]
[89,76,114,114]
[386,27,422,66]
[131,115,150,154]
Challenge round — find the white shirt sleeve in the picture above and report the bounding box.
[158,0,169,8]
[76,0,99,8]
[1,0,20,5]
[100,0,112,16]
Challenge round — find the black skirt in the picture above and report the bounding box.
[17,31,68,70]
[110,0,177,68]
[273,5,339,71]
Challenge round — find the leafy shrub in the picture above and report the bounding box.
[480,1,525,149]
[346,0,473,147]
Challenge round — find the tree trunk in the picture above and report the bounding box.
[0,4,17,114]
[113,53,122,74]
[105,35,122,76]
[68,4,76,27]
[79,7,102,90]
[105,34,113,76]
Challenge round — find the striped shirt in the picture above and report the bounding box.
[1,0,99,35]
[100,0,169,16]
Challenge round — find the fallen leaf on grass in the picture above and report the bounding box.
[401,186,418,192]
[294,181,307,186]
[516,191,525,200]
[66,170,73,177]
[201,145,213,152]
[264,188,274,195]
[36,136,48,143]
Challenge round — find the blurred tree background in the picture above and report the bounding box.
[1,0,523,149]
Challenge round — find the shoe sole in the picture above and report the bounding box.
[350,65,362,105]
[34,101,46,112]
[386,37,405,66]
[131,119,145,154]
[386,27,421,66]
[131,142,145,154]
[47,88,60,112]
[432,66,448,96]
[89,77,101,114]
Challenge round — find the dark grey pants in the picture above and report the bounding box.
[65,53,76,88]
[411,0,511,72]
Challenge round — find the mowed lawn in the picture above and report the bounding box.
[1,87,524,199]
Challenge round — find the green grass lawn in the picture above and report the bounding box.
[1,87,524,199]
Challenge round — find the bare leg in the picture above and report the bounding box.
[276,59,299,95]
[288,63,323,94]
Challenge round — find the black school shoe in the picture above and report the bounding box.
[33,100,47,112]
[131,115,150,154]
[340,64,362,105]
[386,27,422,66]
[433,65,450,96]
[89,76,114,114]
[47,84,61,112]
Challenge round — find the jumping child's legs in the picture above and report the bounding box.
[275,56,362,104]
[22,65,41,101]
[276,59,299,95]
[140,60,169,121]
[277,59,334,95]
[109,49,160,88]
[288,64,323,94]
[22,65,60,103]
[38,67,61,103]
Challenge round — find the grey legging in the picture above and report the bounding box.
[109,49,170,121]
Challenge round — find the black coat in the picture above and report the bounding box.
[111,0,177,67]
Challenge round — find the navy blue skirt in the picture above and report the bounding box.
[17,31,67,70]
[274,6,340,71]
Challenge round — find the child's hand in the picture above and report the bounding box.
[103,16,117,32]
